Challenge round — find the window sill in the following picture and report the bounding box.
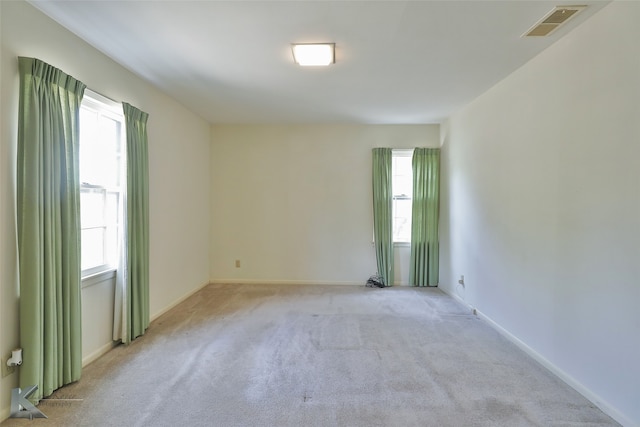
[81,268,116,289]
[394,241,410,247]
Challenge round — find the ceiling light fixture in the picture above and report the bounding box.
[291,43,335,66]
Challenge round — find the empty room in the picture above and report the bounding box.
[0,1,638,426]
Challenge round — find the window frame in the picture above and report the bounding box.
[79,90,125,279]
[392,149,414,244]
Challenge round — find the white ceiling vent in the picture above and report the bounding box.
[523,5,587,37]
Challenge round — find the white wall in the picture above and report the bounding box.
[81,275,117,366]
[440,2,640,425]
[0,1,211,420]
[210,124,439,286]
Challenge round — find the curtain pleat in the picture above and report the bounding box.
[372,148,394,286]
[122,103,150,342]
[409,148,440,287]
[17,57,85,401]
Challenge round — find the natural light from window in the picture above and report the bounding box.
[79,91,124,276]
[392,149,413,243]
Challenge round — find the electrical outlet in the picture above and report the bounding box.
[235,260,241,268]
[1,356,16,378]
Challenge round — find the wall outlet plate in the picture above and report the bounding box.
[1,356,16,377]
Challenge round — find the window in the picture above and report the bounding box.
[392,149,413,243]
[79,91,125,276]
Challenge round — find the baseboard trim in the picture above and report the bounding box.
[82,281,211,367]
[0,343,118,423]
[439,286,632,427]
[82,341,119,367]
[0,281,213,424]
[150,280,211,323]
[439,285,475,315]
[209,279,363,286]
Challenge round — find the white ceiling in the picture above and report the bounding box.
[29,1,609,124]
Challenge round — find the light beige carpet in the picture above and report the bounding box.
[2,283,619,426]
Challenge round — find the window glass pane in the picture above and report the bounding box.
[98,117,121,187]
[80,113,121,187]
[104,221,118,267]
[79,95,124,275]
[81,228,105,270]
[392,151,413,242]
[104,192,120,266]
[105,192,119,227]
[81,190,105,228]
[393,199,412,242]
[79,108,98,185]
[393,155,413,197]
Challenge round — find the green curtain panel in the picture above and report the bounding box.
[122,103,150,342]
[409,148,440,287]
[372,148,394,286]
[17,57,86,400]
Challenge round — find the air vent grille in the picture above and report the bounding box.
[523,6,586,37]
[543,8,580,24]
